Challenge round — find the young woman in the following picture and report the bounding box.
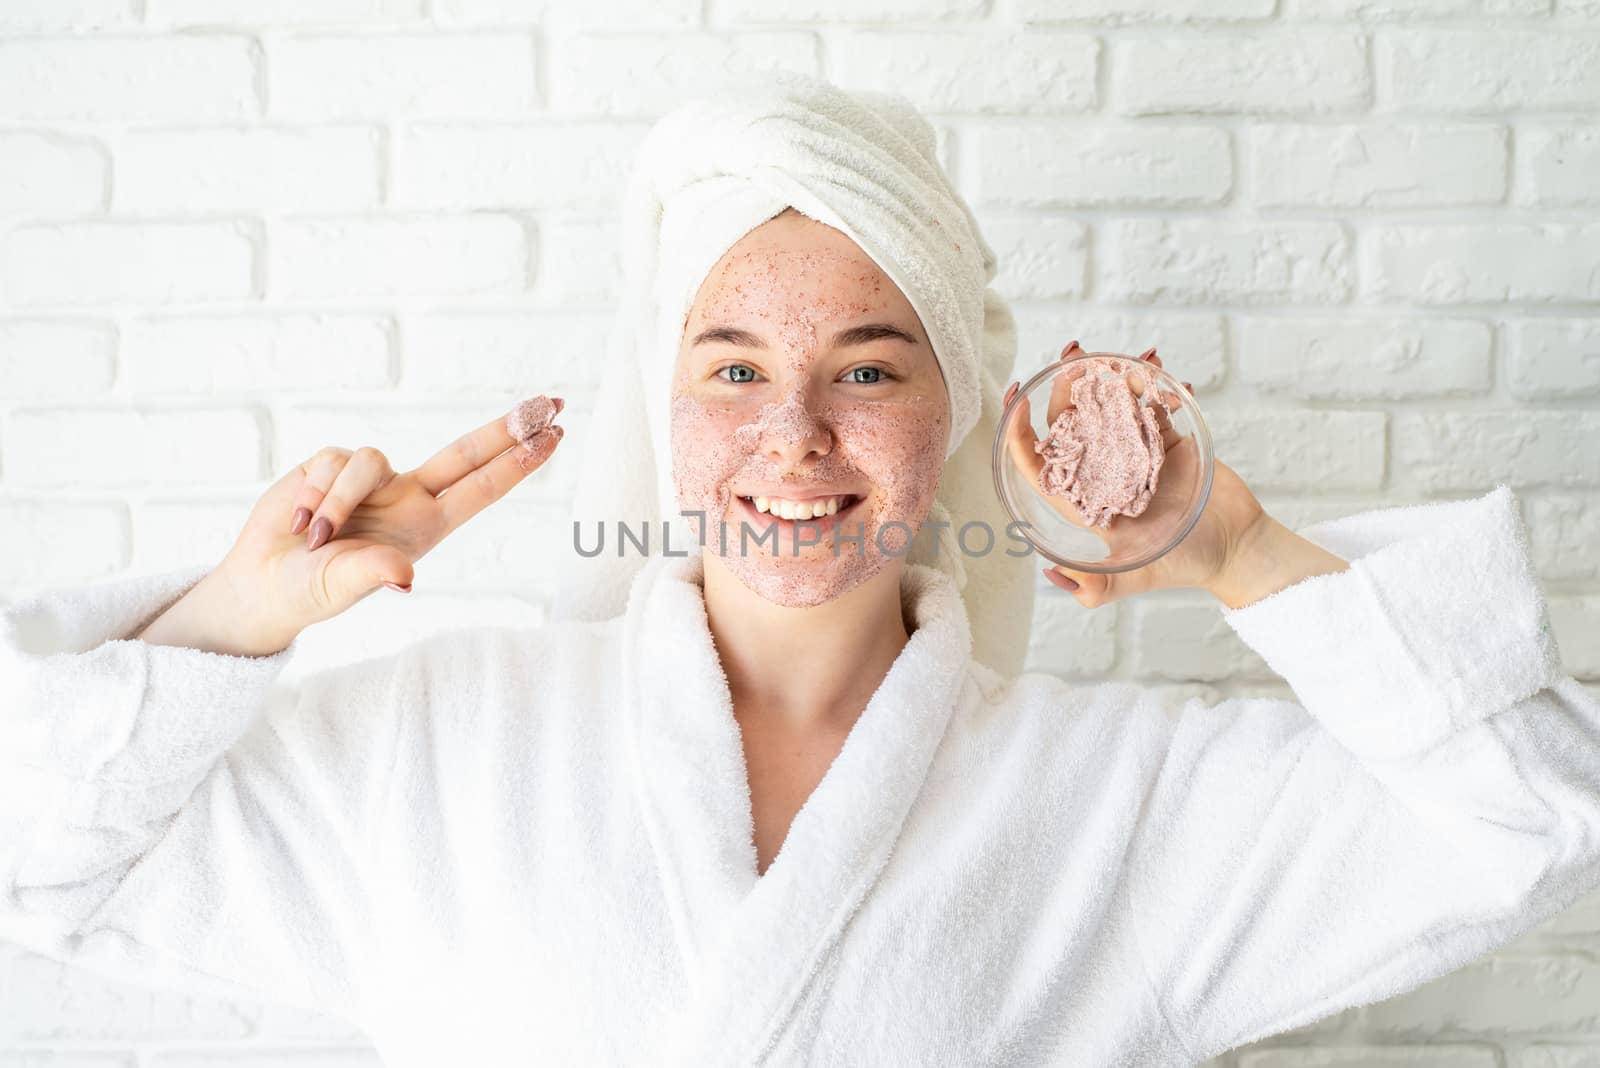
[3,73,1597,1068]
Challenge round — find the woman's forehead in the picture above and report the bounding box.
[690,216,916,324]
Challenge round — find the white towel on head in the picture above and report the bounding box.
[550,71,1036,678]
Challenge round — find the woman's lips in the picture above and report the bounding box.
[730,494,867,539]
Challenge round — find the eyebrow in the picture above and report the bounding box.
[691,323,920,349]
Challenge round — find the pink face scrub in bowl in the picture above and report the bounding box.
[992,347,1214,573]
[1034,364,1171,530]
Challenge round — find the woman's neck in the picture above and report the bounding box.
[700,555,912,735]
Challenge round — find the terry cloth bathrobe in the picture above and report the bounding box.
[4,485,1600,1067]
[6,73,1600,1067]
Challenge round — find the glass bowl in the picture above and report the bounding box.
[991,348,1215,572]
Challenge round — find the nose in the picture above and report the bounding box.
[758,386,832,467]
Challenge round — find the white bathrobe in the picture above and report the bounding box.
[3,483,1598,1067]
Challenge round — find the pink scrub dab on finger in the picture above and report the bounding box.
[506,395,563,445]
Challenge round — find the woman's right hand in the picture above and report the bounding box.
[207,397,566,653]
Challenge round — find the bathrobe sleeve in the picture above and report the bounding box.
[0,564,409,1028]
[1125,484,1600,1064]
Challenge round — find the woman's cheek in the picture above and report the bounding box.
[669,393,751,516]
[832,400,947,518]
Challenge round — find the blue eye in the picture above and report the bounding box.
[715,364,896,385]
[717,364,759,384]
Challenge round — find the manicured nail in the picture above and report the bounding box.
[1060,339,1082,359]
[1044,568,1079,591]
[1004,381,1019,406]
[383,580,412,593]
[1138,347,1157,361]
[290,507,311,535]
[307,516,332,552]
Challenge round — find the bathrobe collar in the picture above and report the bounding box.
[618,546,973,1066]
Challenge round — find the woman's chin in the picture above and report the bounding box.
[705,525,895,608]
[727,562,878,608]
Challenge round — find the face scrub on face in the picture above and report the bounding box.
[1034,360,1171,530]
[668,214,950,609]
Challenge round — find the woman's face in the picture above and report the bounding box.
[670,209,951,608]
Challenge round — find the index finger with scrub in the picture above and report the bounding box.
[416,395,567,534]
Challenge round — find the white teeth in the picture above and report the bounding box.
[745,494,855,519]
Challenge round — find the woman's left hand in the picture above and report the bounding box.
[1004,346,1267,608]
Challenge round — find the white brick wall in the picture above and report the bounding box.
[0,1,1597,1064]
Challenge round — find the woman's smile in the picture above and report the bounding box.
[731,491,868,539]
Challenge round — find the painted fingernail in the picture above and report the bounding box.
[1004,381,1019,406]
[383,580,412,593]
[307,516,332,552]
[1138,347,1157,361]
[1044,568,1080,591]
[1060,339,1082,359]
[290,507,311,536]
